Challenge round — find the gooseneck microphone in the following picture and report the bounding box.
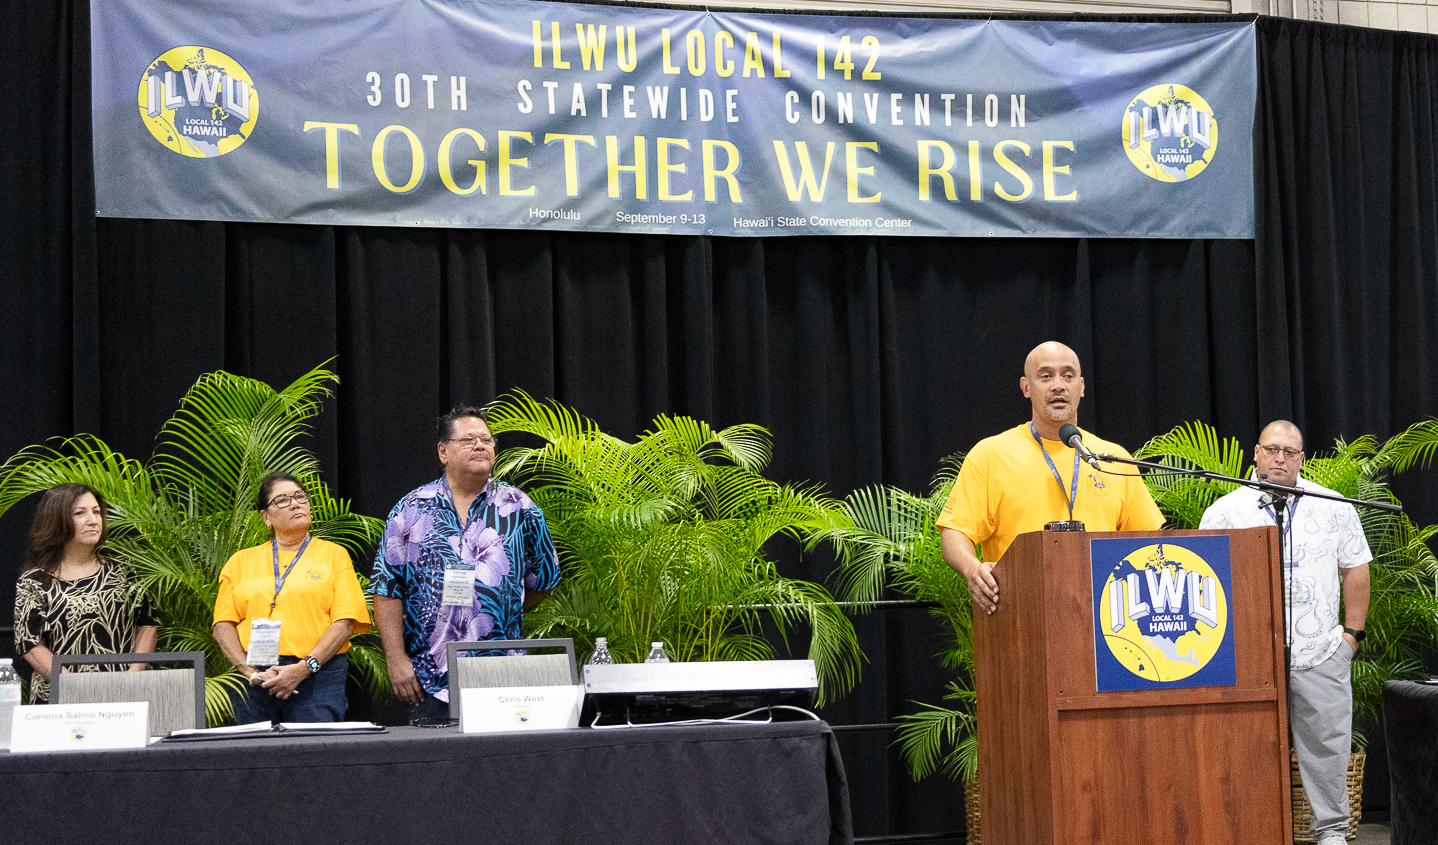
[1058,423,1101,468]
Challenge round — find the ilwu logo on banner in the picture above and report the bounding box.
[91,0,1256,238]
[1091,536,1237,692]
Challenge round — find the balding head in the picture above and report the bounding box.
[1258,420,1303,450]
[1023,341,1082,380]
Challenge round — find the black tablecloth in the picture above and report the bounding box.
[1,721,852,845]
[1384,680,1438,845]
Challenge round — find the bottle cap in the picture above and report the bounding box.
[595,637,607,645]
[651,642,663,648]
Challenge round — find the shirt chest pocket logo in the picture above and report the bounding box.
[306,569,326,584]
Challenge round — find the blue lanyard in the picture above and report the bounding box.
[1263,496,1299,567]
[1030,422,1080,521]
[440,475,488,525]
[269,534,312,615]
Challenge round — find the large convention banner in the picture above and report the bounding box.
[90,0,1256,238]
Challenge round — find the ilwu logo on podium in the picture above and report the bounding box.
[1091,536,1236,692]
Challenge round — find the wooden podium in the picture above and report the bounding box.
[974,528,1291,845]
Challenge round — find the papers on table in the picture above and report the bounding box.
[165,721,386,741]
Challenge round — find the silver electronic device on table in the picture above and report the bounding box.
[580,659,819,726]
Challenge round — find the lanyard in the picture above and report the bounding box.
[1262,497,1299,534]
[1030,422,1080,522]
[440,475,488,526]
[270,534,312,615]
[1263,495,1299,567]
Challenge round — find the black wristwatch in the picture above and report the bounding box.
[1343,627,1365,643]
[304,655,321,674]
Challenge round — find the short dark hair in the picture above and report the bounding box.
[256,472,308,511]
[26,483,109,577]
[437,405,489,443]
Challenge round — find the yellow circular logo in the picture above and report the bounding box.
[1097,543,1227,682]
[1085,469,1111,498]
[1121,84,1217,183]
[137,47,257,157]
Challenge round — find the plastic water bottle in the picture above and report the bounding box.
[0,658,21,750]
[588,637,616,665]
[644,642,671,663]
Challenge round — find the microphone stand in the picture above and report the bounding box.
[1091,451,1399,745]
[1091,453,1402,516]
[1262,478,1293,710]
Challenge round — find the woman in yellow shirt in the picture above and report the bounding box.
[212,472,371,723]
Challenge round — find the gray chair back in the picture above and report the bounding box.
[445,638,577,720]
[52,652,207,733]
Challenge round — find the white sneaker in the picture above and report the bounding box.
[1314,831,1346,845]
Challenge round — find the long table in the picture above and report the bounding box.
[2,720,852,845]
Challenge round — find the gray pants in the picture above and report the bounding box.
[1289,644,1354,837]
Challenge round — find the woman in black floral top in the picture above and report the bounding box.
[13,483,159,704]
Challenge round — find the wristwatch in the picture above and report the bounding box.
[1343,627,1366,643]
[304,655,322,674]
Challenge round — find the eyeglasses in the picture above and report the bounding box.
[447,435,496,450]
[268,490,310,509]
[1258,444,1303,460]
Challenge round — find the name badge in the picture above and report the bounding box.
[247,617,282,666]
[442,564,474,607]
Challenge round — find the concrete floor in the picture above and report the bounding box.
[1353,824,1391,844]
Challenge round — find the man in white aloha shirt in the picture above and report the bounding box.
[1200,420,1371,845]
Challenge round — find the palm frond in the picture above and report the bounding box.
[151,366,335,517]
[497,396,862,702]
[486,389,603,444]
[1134,421,1248,529]
[818,459,981,781]
[893,681,978,781]
[205,673,249,727]
[0,437,155,521]
[1379,418,1438,473]
[1134,421,1247,475]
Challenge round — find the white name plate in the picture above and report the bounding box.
[10,702,150,753]
[460,685,581,733]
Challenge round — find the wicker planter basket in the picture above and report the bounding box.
[963,775,981,845]
[1290,748,1365,843]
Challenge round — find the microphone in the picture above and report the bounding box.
[1257,473,1288,509]
[1058,424,1101,468]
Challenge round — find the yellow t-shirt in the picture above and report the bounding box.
[937,423,1165,562]
[213,537,372,657]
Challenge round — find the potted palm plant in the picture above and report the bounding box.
[483,390,863,705]
[821,457,984,842]
[0,363,388,725]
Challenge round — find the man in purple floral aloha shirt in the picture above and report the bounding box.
[371,406,561,722]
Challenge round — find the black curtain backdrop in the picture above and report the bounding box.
[3,3,1437,837]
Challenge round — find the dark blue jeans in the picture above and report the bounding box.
[231,654,349,724]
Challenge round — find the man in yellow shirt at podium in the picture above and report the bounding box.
[938,341,1164,615]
